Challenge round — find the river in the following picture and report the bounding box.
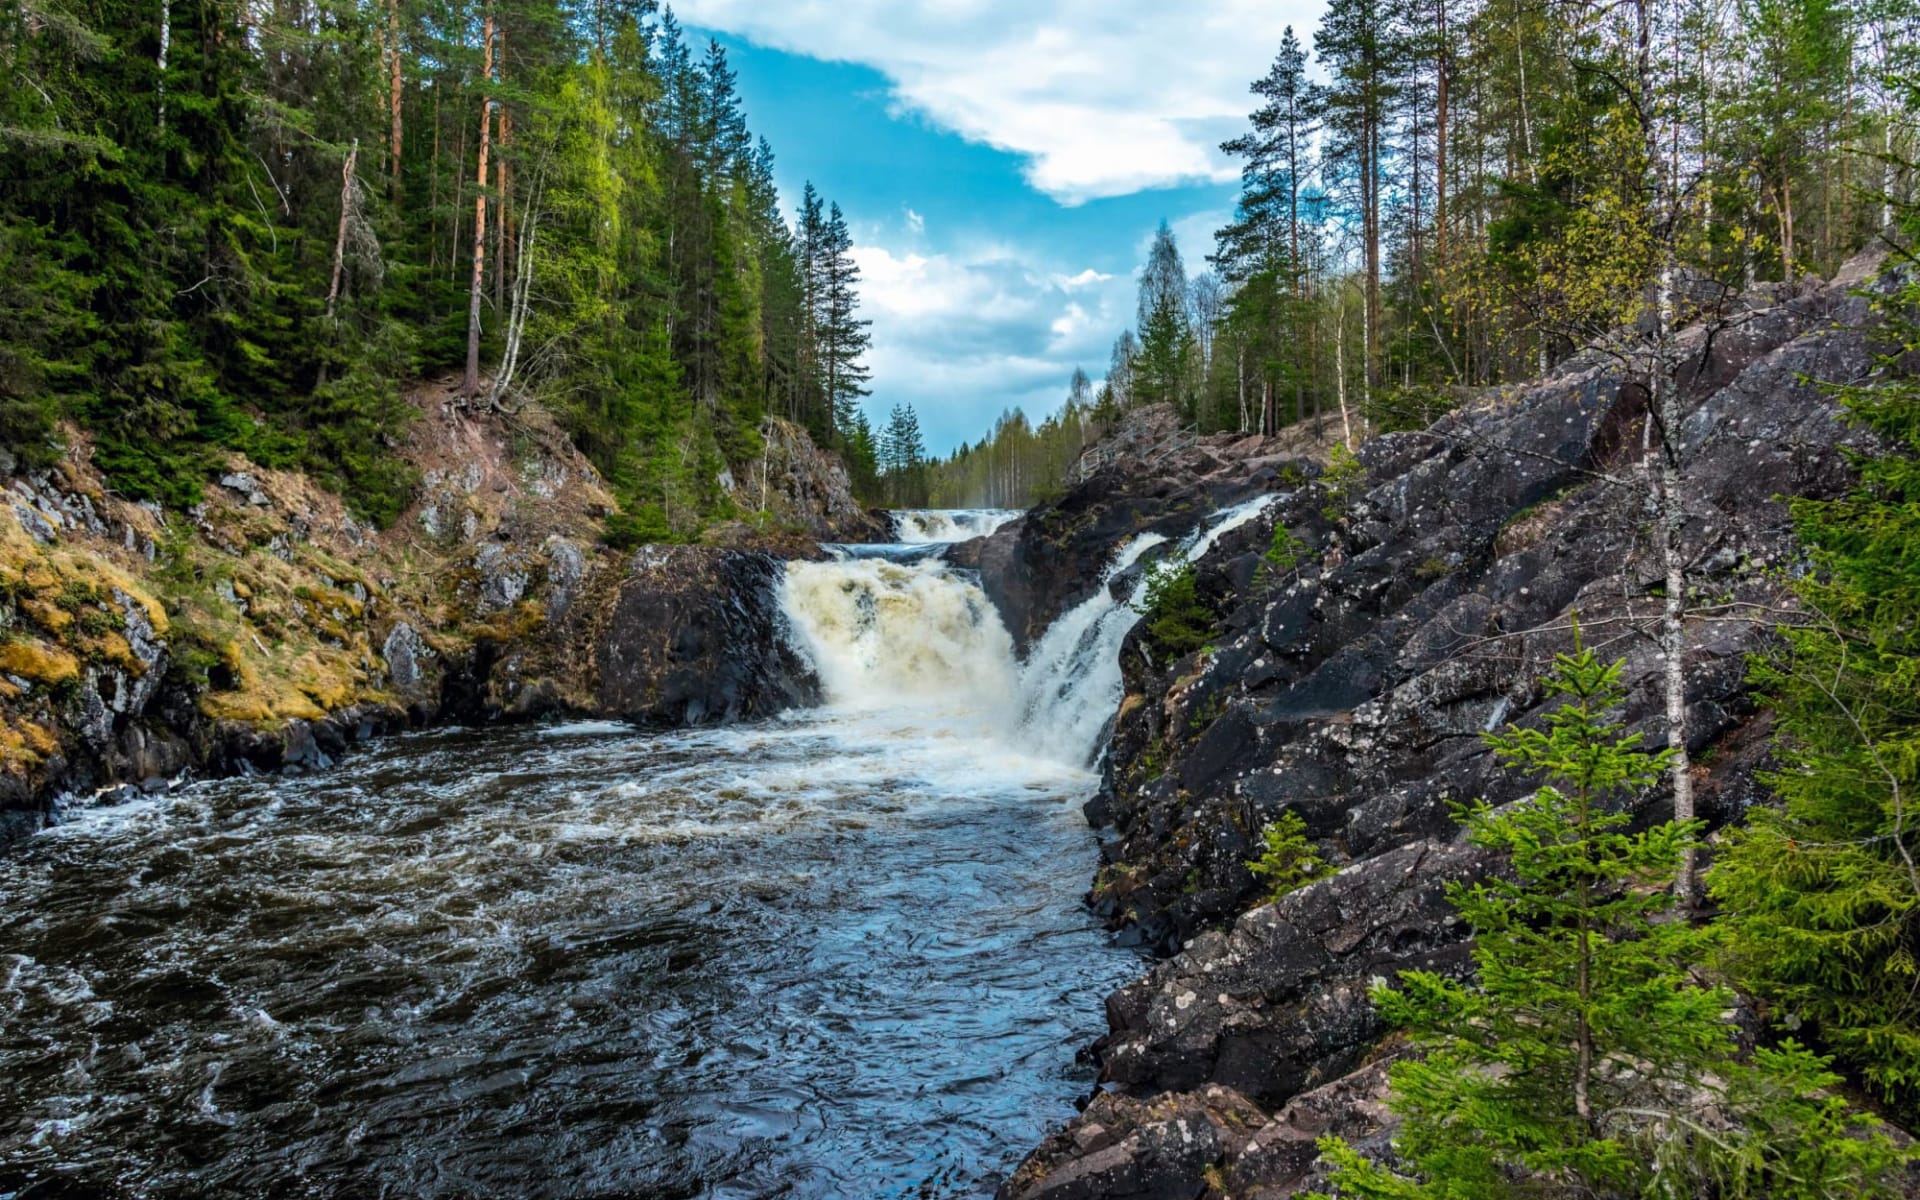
[0,502,1275,1199]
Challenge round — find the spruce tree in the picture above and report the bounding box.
[1313,646,1905,1200]
[1710,227,1920,1119]
[1134,222,1194,415]
[817,201,871,443]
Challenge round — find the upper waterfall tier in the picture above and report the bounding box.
[889,509,1023,544]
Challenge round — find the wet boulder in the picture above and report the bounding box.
[1099,840,1489,1109]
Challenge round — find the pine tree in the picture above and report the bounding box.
[1317,0,1398,399]
[1217,27,1322,433]
[1312,647,1906,1200]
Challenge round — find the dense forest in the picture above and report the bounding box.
[0,0,880,539]
[927,0,1919,506]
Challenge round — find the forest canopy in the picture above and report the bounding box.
[0,0,876,536]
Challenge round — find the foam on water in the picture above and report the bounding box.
[779,491,1283,769]
[889,509,1022,544]
[780,558,1019,719]
[0,492,1286,1199]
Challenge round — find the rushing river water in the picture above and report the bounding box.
[0,500,1277,1199]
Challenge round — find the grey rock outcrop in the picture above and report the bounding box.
[593,545,818,726]
[993,255,1891,1197]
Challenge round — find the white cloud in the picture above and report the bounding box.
[842,237,1132,449]
[1054,268,1112,291]
[674,0,1325,204]
[1050,302,1091,342]
[905,207,926,234]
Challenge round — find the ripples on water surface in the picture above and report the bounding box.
[0,714,1141,1199]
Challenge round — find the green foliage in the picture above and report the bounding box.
[0,0,870,538]
[1710,239,1920,1120]
[1246,811,1330,901]
[877,402,929,506]
[1364,384,1458,435]
[1318,443,1366,521]
[1312,646,1908,1200]
[601,508,673,550]
[1133,560,1215,664]
[924,389,1103,509]
[1262,523,1313,573]
[1135,223,1197,416]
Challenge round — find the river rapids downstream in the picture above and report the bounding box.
[0,502,1277,1199]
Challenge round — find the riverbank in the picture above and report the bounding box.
[977,252,1904,1198]
[0,382,880,845]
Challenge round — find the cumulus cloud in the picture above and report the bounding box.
[673,0,1323,204]
[845,238,1132,448]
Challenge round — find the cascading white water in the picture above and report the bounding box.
[780,558,1018,714]
[778,494,1281,767]
[1011,532,1168,759]
[891,509,1022,544]
[1012,493,1280,762]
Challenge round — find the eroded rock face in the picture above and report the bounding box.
[751,417,890,543]
[995,256,1890,1197]
[594,546,818,726]
[1099,841,1489,1107]
[950,406,1316,653]
[0,387,860,837]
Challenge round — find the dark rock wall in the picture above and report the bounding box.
[994,256,1889,1200]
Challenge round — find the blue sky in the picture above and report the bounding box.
[675,2,1328,456]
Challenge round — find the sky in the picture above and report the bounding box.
[673,2,1329,457]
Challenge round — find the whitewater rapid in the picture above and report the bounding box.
[779,493,1280,767]
[890,509,1022,544]
[0,494,1281,1200]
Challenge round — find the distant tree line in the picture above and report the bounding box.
[0,0,874,539]
[921,369,1103,509]
[949,0,1916,508]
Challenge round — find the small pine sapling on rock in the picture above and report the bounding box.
[1309,643,1908,1200]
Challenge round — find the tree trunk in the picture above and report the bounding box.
[388,0,403,207]
[490,173,540,409]
[1515,0,1538,185]
[1574,874,1595,1125]
[157,0,171,133]
[1436,0,1449,269]
[429,83,441,269]
[1335,298,1354,451]
[1636,0,1696,901]
[448,86,465,285]
[462,13,494,399]
[1364,109,1381,394]
[1237,344,1248,434]
[1780,175,1796,286]
[326,139,359,319]
[494,34,510,313]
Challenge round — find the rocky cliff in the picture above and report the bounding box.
[986,254,1890,1199]
[0,387,868,845]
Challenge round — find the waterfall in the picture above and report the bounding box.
[1013,493,1279,762]
[777,495,1280,766]
[890,509,1022,544]
[779,558,1018,715]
